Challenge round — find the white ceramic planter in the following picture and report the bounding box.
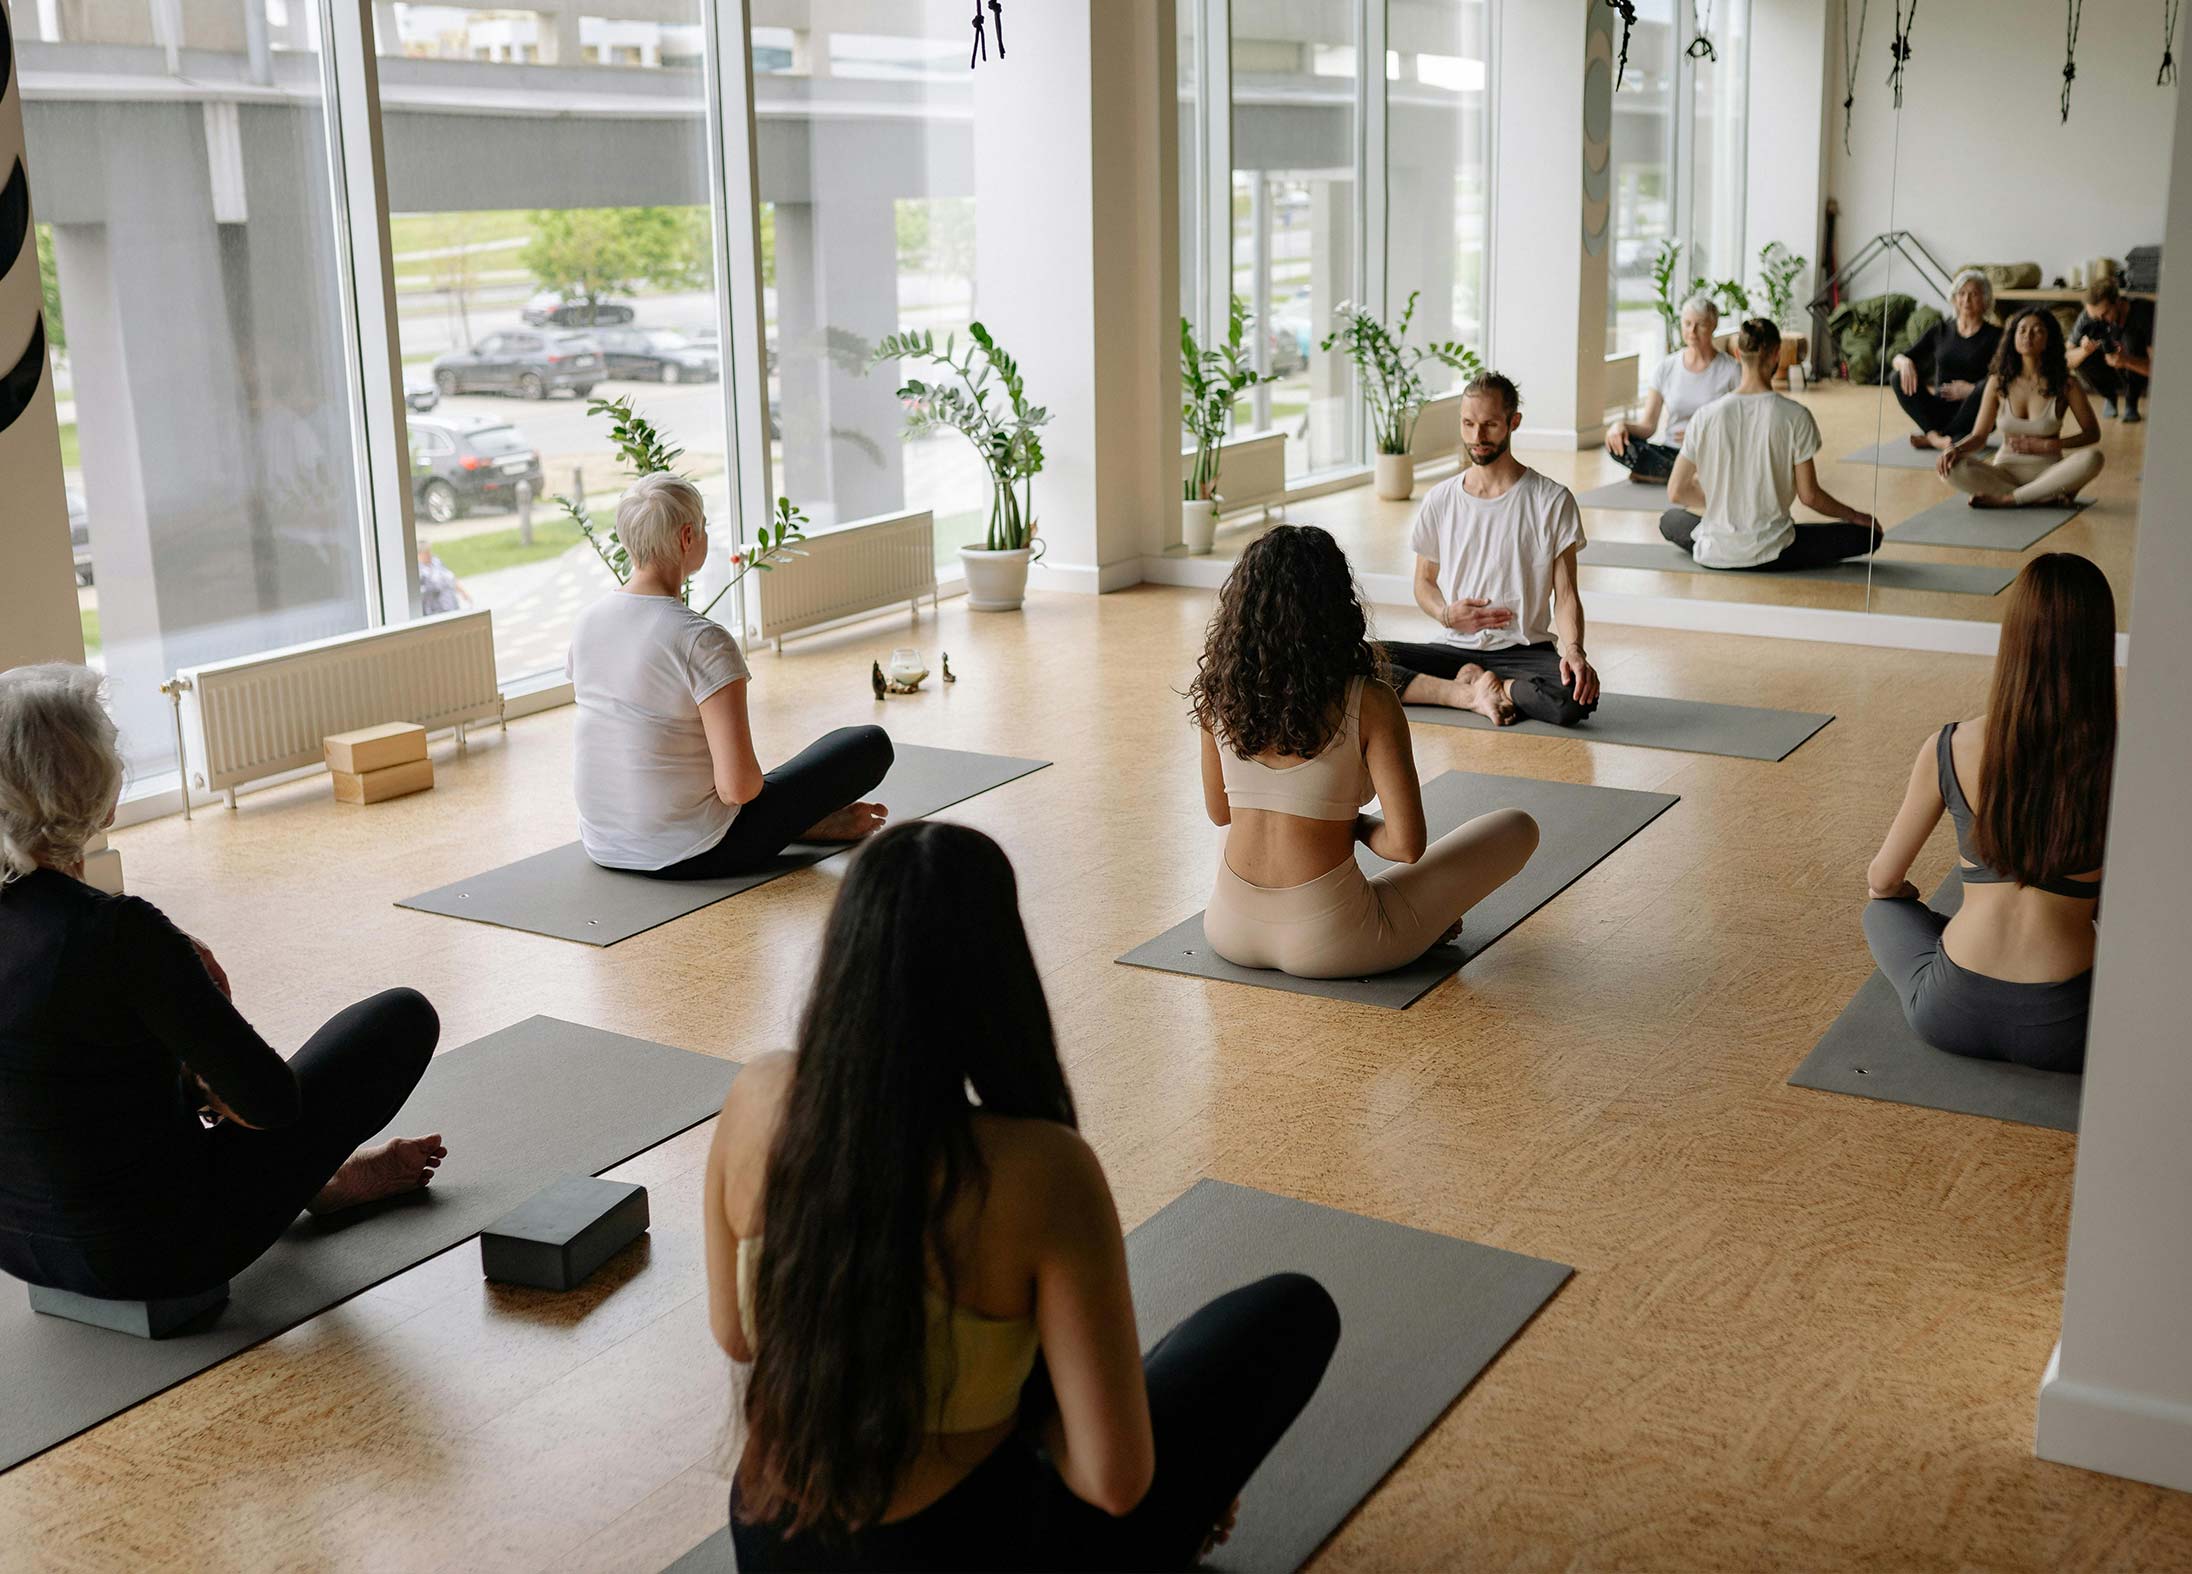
[959,545,1032,612]
[1373,452,1416,501]
[1181,499,1218,555]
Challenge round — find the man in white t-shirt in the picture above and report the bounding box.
[1381,373,1601,728]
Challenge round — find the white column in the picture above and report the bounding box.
[973,0,1178,587]
[1488,0,1611,449]
[2033,68,2192,1496]
[1745,0,1830,319]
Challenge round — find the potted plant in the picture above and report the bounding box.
[554,394,804,618]
[1181,295,1279,554]
[874,323,1049,611]
[1755,241,1810,387]
[1320,291,1482,501]
[1651,239,1752,353]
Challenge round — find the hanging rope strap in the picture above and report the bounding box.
[968,0,986,68]
[1887,0,1917,108]
[1843,0,1870,153]
[1605,0,1639,89]
[989,0,1004,59]
[1687,0,1717,60]
[2163,0,2181,85]
[2062,0,2083,123]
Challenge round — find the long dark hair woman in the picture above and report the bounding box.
[1939,308,2105,510]
[1186,525,1537,979]
[1863,554,2115,1072]
[703,821,1339,1570]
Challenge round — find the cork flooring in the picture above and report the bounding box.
[3,581,2186,1571]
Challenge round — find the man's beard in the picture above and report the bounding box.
[1468,433,1510,466]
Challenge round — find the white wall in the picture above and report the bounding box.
[1744,0,1830,313]
[2032,60,2192,1497]
[1829,0,2174,292]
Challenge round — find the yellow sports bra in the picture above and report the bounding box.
[1218,676,1375,822]
[736,1236,1039,1434]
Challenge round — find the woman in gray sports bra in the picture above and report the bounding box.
[1860,555,2114,1073]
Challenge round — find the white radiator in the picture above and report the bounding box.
[169,610,504,809]
[1603,351,1641,417]
[1409,392,1462,465]
[756,509,939,652]
[1181,429,1287,518]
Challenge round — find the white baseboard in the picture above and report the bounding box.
[2036,1343,2192,1494]
[1515,422,1608,451]
[1029,557,1145,595]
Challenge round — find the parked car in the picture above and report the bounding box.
[404,376,440,413]
[521,292,637,328]
[591,327,721,384]
[408,414,545,524]
[430,331,603,401]
[1266,288,1313,377]
[68,490,93,587]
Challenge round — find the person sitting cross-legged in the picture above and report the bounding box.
[1939,307,2105,510]
[1381,372,1602,728]
[1604,293,1740,484]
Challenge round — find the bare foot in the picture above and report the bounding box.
[1967,493,2014,510]
[1908,432,1934,450]
[1436,915,1467,945]
[1464,667,1518,726]
[800,801,888,843]
[1920,432,1954,451]
[308,1134,446,1215]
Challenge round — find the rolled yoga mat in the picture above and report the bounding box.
[1886,495,2087,552]
[1578,539,2016,596]
[1574,478,1678,512]
[1115,770,1679,1009]
[1840,437,1998,470]
[663,1180,1572,1574]
[0,1016,739,1474]
[1786,873,2083,1132]
[398,745,1049,946]
[1405,693,1832,762]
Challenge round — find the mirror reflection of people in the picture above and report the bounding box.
[417,540,472,616]
[708,822,1340,1569]
[0,665,446,1307]
[1890,271,2004,452]
[1938,309,2104,510]
[1190,525,1540,980]
[1861,555,2113,1073]
[1605,294,1740,484]
[1662,319,1882,571]
[566,474,891,879]
[2067,277,2155,423]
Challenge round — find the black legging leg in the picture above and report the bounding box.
[1041,1273,1341,1570]
[1608,439,1679,481]
[1661,509,1879,570]
[642,725,893,881]
[1893,383,1958,438]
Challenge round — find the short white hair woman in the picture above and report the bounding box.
[1891,270,2004,452]
[566,473,892,879]
[0,663,446,1304]
[1604,293,1740,484]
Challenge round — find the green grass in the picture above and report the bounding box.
[388,210,537,260]
[433,517,586,578]
[59,422,80,470]
[80,607,99,653]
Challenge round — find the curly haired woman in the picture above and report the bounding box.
[1187,525,1540,979]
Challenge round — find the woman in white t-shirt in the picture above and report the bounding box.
[565,474,891,878]
[1604,294,1740,484]
[1661,320,1882,571]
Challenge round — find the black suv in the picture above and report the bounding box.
[592,327,721,384]
[408,415,546,523]
[431,331,603,400]
[522,294,637,328]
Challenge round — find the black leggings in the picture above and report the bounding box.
[1382,639,1597,726]
[1608,437,1680,482]
[641,726,893,881]
[1658,509,1882,571]
[5,989,440,1302]
[730,1272,1342,1573]
[2076,361,2148,409]
[1894,381,1986,441]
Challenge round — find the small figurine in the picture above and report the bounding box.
[872,660,888,701]
[942,652,956,684]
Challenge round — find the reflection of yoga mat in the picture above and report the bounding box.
[1406,693,1832,762]
[1578,540,2016,596]
[1887,496,2086,551]
[1115,771,1679,1009]
[0,1017,739,1474]
[1575,478,1674,511]
[1840,438,1997,470]
[663,1181,1571,1574]
[398,745,1049,945]
[1787,875,2082,1131]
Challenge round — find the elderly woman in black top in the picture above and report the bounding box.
[1890,270,2005,452]
[0,664,446,1303]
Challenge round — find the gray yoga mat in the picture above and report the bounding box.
[1116,771,1679,1009]
[1888,496,2086,551]
[1841,437,1998,470]
[663,1181,1571,1574]
[1405,693,1832,762]
[1575,478,1675,511]
[0,1016,739,1474]
[399,745,1049,945]
[1578,539,2016,596]
[1787,874,2083,1131]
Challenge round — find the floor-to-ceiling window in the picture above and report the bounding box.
[1390,0,1495,373]
[1687,0,1750,289]
[25,0,374,781]
[1607,0,1678,365]
[752,4,988,572]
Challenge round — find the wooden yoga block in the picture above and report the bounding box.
[324,721,428,775]
[28,1281,230,1339]
[479,1177,650,1292]
[331,757,434,805]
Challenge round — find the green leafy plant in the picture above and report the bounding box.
[552,394,804,619]
[1756,241,1808,329]
[1318,291,1484,456]
[874,323,1049,553]
[1182,295,1279,503]
[1652,238,1753,350]
[520,207,710,320]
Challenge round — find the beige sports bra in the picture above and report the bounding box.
[1996,390,2064,443]
[1217,676,1375,822]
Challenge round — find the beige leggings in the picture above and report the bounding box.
[1203,808,1539,979]
[1947,446,2104,505]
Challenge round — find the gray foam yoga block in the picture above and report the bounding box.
[480,1177,650,1291]
[27,1281,230,1340]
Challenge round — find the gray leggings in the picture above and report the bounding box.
[1860,897,2090,1074]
